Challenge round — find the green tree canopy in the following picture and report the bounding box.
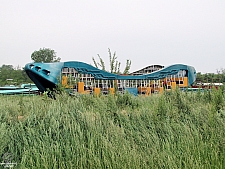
[31,48,61,63]
[0,65,32,86]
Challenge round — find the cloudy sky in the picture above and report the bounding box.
[1,0,225,73]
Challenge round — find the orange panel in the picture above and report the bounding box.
[146,87,151,95]
[183,77,188,87]
[159,87,164,94]
[172,82,176,89]
[78,82,84,93]
[94,88,101,96]
[109,88,115,94]
[138,87,141,93]
[62,76,68,86]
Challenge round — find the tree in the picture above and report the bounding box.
[0,65,14,83]
[0,65,32,86]
[92,48,131,74]
[123,59,131,75]
[31,48,61,63]
[195,70,225,84]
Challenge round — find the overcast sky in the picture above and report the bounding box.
[1,0,225,73]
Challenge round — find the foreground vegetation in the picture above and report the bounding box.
[0,88,225,168]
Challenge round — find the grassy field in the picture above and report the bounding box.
[0,88,224,168]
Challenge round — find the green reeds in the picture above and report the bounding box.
[0,89,224,168]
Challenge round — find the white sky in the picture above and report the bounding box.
[1,0,225,73]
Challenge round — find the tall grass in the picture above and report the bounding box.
[0,89,224,168]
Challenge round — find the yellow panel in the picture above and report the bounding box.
[94,88,101,96]
[62,76,68,86]
[172,82,176,89]
[138,86,141,93]
[146,87,151,95]
[109,88,115,94]
[183,77,188,87]
[159,87,164,94]
[78,82,84,93]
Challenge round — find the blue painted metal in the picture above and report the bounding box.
[0,84,39,95]
[124,87,138,96]
[25,61,196,92]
